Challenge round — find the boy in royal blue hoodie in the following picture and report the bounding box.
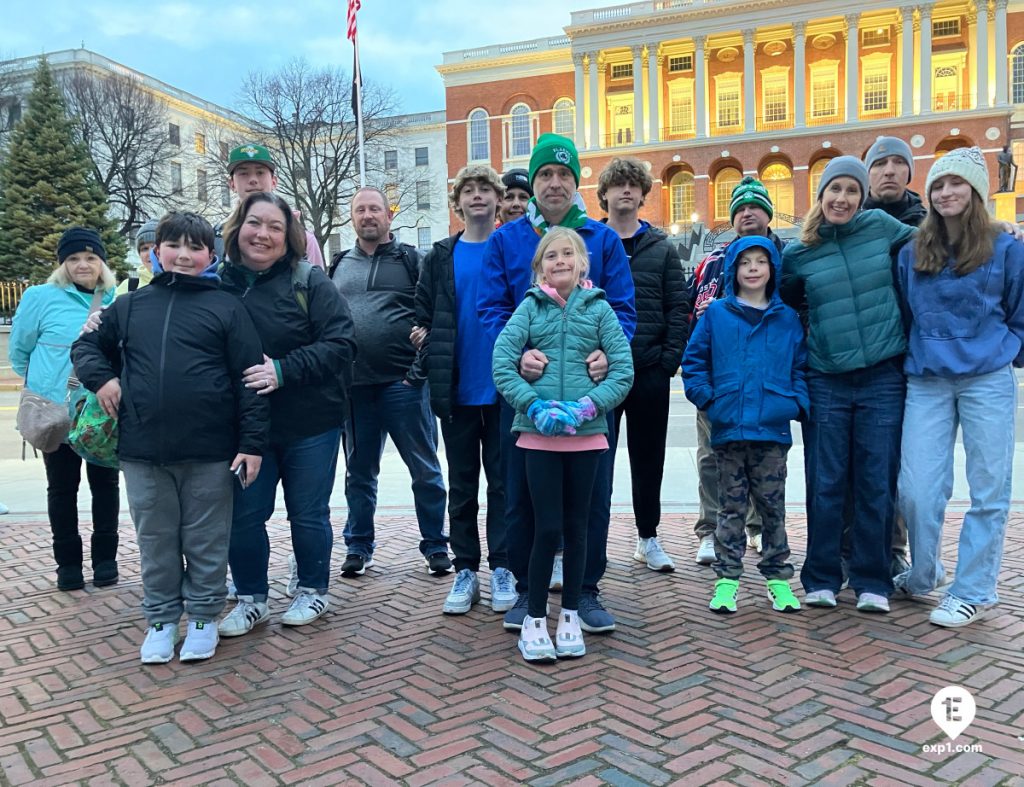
[682,235,808,614]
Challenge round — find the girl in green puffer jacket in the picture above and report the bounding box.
[492,227,634,665]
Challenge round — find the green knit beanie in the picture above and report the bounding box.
[729,176,774,222]
[529,133,581,186]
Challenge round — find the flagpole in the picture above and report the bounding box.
[354,33,366,188]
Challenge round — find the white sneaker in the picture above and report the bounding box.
[282,589,329,626]
[804,589,837,608]
[179,620,219,661]
[634,537,675,572]
[856,592,890,613]
[554,609,586,658]
[442,569,480,615]
[746,531,763,554]
[549,553,563,591]
[140,623,178,664]
[489,567,517,613]
[930,594,987,628]
[695,536,716,565]
[286,553,299,597]
[218,596,270,637]
[518,615,557,663]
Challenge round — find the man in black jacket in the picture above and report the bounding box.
[331,187,451,578]
[597,157,689,573]
[863,136,927,228]
[414,165,518,615]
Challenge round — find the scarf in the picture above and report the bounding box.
[525,192,589,235]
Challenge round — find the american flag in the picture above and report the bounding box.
[347,0,361,42]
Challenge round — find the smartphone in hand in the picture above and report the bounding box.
[234,462,248,489]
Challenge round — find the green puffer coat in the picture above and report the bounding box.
[492,285,634,435]
[781,209,916,374]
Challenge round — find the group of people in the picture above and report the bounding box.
[7,132,1021,666]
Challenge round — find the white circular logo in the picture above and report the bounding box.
[554,148,571,165]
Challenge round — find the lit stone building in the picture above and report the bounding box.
[438,0,1024,258]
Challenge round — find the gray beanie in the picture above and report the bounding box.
[817,156,869,207]
[136,219,158,251]
[864,136,914,182]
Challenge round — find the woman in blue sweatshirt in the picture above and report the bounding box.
[895,147,1024,628]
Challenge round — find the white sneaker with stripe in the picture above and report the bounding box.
[282,589,329,626]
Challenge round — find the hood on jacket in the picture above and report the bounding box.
[149,247,221,281]
[723,235,782,302]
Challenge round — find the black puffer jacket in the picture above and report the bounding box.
[71,272,269,464]
[220,257,356,446]
[619,223,690,374]
[864,189,927,227]
[415,232,461,420]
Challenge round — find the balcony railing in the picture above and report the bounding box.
[0,280,29,325]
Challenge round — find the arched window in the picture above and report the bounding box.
[714,167,742,222]
[808,158,832,200]
[468,109,489,161]
[553,98,575,138]
[761,162,794,226]
[670,171,695,224]
[1013,44,1024,104]
[510,103,532,158]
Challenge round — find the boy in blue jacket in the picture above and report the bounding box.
[682,235,808,614]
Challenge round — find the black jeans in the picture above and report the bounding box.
[42,443,120,569]
[523,449,600,617]
[614,364,671,538]
[441,404,507,572]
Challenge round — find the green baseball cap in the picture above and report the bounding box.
[227,144,276,174]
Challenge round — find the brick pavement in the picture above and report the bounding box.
[1,508,1023,786]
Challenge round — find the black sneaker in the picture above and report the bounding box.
[425,552,453,576]
[57,565,85,591]
[93,560,119,587]
[341,554,373,578]
[503,593,529,631]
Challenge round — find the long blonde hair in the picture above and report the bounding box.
[914,191,998,276]
[798,202,825,246]
[531,226,590,286]
[47,259,116,291]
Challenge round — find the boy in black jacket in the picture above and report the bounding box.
[72,212,268,665]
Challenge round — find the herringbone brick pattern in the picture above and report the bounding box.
[1,507,1022,786]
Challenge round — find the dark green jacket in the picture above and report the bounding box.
[781,209,916,374]
[492,285,634,435]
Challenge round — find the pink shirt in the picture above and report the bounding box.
[304,230,325,269]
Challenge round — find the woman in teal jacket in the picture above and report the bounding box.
[9,227,120,591]
[781,157,915,614]
[492,227,633,664]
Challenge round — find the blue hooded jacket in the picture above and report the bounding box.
[682,235,809,447]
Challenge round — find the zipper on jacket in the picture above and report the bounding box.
[559,304,569,401]
[156,291,177,466]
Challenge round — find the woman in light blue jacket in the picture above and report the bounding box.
[9,227,120,591]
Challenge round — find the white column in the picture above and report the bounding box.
[573,53,585,146]
[920,4,933,113]
[793,22,806,128]
[968,6,978,106]
[974,2,989,107]
[632,45,644,144]
[588,51,600,149]
[901,6,915,116]
[647,43,661,143]
[694,36,707,139]
[743,29,756,132]
[995,0,1009,105]
[845,13,860,123]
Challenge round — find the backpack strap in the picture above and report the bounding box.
[328,244,420,285]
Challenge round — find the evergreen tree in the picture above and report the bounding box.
[0,58,126,282]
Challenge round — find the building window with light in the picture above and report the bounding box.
[468,108,489,161]
[760,162,794,226]
[670,171,695,224]
[861,54,891,114]
[715,75,741,130]
[810,61,839,120]
[809,157,833,197]
[761,68,789,126]
[509,103,532,158]
[553,98,575,138]
[714,167,742,221]
[1013,44,1024,104]
[668,80,694,135]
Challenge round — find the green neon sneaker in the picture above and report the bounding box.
[766,579,801,613]
[709,578,739,614]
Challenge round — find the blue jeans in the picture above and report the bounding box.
[897,366,1015,605]
[342,381,447,558]
[801,358,905,597]
[502,398,615,596]
[229,428,341,599]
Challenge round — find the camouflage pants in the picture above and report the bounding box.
[713,441,793,580]
[694,409,763,539]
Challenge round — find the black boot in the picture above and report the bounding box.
[57,565,85,591]
[92,560,119,587]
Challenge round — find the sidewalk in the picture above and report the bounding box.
[0,508,1022,785]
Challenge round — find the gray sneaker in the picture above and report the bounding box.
[634,537,675,572]
[695,536,716,565]
[490,567,517,612]
[443,569,480,615]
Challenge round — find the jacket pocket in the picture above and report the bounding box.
[760,380,800,425]
[707,380,740,426]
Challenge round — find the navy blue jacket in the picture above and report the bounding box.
[682,236,809,447]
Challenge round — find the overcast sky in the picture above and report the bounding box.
[1,0,607,115]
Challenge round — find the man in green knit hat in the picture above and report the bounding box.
[685,175,789,565]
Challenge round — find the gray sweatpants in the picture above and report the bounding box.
[122,461,233,626]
